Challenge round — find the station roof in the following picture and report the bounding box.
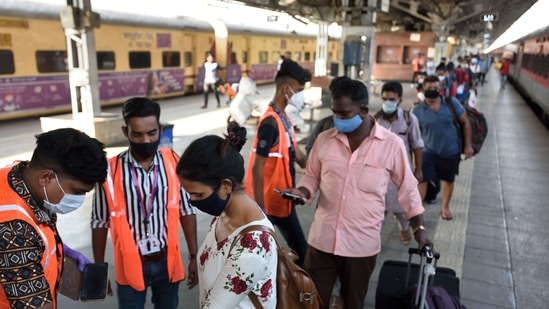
[232,0,538,47]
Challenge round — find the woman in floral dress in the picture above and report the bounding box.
[176,122,278,308]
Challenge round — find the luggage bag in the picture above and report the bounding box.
[375,247,462,309]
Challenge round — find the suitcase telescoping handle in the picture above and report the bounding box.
[405,246,440,309]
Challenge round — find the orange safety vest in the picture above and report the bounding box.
[0,167,62,308]
[245,105,295,217]
[102,148,185,291]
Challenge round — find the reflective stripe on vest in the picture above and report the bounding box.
[102,148,185,291]
[245,107,295,217]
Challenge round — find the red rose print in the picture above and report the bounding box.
[240,233,258,250]
[217,238,228,250]
[260,279,272,298]
[230,276,248,294]
[199,251,209,266]
[260,232,271,251]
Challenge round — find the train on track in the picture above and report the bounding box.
[493,26,549,126]
[0,1,341,120]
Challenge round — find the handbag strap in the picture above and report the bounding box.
[229,224,280,309]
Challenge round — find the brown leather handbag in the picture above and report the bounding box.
[230,225,320,309]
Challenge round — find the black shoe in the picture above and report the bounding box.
[201,105,207,109]
[217,104,221,108]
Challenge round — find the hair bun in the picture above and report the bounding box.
[226,121,247,152]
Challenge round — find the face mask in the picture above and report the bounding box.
[382,100,398,115]
[424,89,440,99]
[285,87,305,110]
[417,92,425,101]
[43,174,86,214]
[130,140,159,159]
[192,191,230,217]
[333,114,363,133]
[438,75,445,82]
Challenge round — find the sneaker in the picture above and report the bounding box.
[400,229,412,245]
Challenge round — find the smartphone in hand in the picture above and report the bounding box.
[274,189,306,205]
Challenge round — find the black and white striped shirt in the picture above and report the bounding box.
[91,149,195,251]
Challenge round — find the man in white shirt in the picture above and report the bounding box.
[202,53,221,108]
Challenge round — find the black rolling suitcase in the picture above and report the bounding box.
[375,247,463,309]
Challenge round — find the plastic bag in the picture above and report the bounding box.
[468,90,477,108]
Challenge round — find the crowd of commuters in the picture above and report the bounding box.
[0,53,492,308]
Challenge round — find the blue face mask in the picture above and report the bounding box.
[333,114,363,133]
[191,191,230,217]
[382,100,398,115]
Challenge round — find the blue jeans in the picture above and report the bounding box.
[267,205,308,268]
[116,257,180,309]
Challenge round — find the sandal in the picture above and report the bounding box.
[400,229,412,245]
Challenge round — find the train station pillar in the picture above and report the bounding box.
[207,19,228,83]
[315,22,329,76]
[40,0,125,145]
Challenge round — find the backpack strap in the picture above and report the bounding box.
[445,96,460,128]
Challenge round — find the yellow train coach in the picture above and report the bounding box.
[0,1,339,121]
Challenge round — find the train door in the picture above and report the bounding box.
[182,33,196,94]
[241,35,251,77]
[513,43,524,81]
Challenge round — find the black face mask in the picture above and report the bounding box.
[424,89,440,99]
[192,192,230,217]
[130,140,159,159]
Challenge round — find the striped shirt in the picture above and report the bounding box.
[91,149,195,251]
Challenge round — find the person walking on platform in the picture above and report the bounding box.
[91,97,198,309]
[413,75,474,220]
[283,76,432,309]
[202,52,222,108]
[499,57,512,90]
[0,128,108,309]
[244,59,310,268]
[374,81,424,245]
[411,52,425,83]
[177,122,278,309]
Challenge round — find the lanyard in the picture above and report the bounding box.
[128,163,158,230]
[270,104,295,153]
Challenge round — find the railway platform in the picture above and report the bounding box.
[0,69,548,308]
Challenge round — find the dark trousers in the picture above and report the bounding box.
[203,82,220,107]
[477,72,486,85]
[267,205,308,268]
[304,246,377,309]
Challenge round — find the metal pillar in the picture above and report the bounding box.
[315,22,328,76]
[59,0,101,137]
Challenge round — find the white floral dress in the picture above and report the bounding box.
[198,217,278,308]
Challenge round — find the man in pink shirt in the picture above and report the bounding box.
[285,76,432,309]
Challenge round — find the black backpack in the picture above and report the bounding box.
[446,97,487,155]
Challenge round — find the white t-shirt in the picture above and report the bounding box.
[204,62,219,84]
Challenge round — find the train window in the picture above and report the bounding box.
[294,52,302,62]
[304,52,311,61]
[36,51,67,73]
[272,51,280,63]
[242,51,248,64]
[259,51,268,64]
[97,51,115,70]
[0,50,15,74]
[183,52,192,67]
[129,51,151,69]
[162,51,181,67]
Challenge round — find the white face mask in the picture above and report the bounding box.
[438,75,445,82]
[43,174,86,214]
[286,87,305,110]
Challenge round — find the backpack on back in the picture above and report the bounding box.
[231,225,320,309]
[446,97,488,155]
